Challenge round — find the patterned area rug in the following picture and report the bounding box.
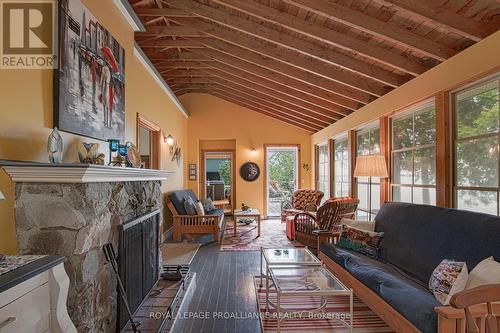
[220,219,302,251]
[253,277,394,332]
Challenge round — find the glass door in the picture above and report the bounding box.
[266,146,299,217]
[203,151,234,213]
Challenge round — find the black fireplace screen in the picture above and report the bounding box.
[118,210,160,332]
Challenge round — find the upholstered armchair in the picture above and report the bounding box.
[294,197,359,253]
[280,189,324,223]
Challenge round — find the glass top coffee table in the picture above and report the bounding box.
[259,247,321,288]
[233,208,261,238]
[267,266,353,333]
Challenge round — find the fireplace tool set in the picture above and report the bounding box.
[103,243,141,333]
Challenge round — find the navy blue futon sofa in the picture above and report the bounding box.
[167,189,224,242]
[320,202,500,333]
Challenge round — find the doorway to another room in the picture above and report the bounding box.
[264,145,300,218]
[201,151,235,214]
[137,114,161,169]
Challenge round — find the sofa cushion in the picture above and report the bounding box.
[374,202,500,286]
[429,260,468,305]
[184,197,197,215]
[206,208,224,228]
[168,190,199,215]
[337,225,384,258]
[321,244,440,333]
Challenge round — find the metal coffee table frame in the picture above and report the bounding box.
[259,247,321,288]
[267,266,353,333]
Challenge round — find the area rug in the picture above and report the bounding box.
[160,242,200,265]
[253,277,394,332]
[220,219,301,251]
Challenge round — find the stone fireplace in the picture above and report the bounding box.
[1,161,172,333]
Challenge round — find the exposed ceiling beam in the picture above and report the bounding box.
[147,1,406,89]
[140,27,391,98]
[138,25,205,36]
[144,39,374,105]
[371,0,497,42]
[175,85,325,132]
[199,69,346,118]
[281,0,457,61]
[173,87,319,132]
[135,7,195,17]
[175,81,332,126]
[187,47,367,107]
[208,0,430,76]
[157,61,212,69]
[167,72,342,120]
[160,54,353,114]
[139,39,205,48]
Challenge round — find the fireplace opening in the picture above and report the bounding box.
[117,210,161,332]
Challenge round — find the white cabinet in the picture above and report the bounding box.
[0,258,76,333]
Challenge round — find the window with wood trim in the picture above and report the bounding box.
[454,78,500,215]
[356,125,381,220]
[391,101,436,204]
[333,136,350,197]
[316,143,330,201]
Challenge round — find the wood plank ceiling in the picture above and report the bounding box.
[129,0,500,132]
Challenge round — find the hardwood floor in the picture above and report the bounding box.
[176,242,262,333]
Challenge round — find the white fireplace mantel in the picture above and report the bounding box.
[0,160,173,183]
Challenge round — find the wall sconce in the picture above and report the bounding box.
[0,190,5,202]
[251,148,256,155]
[164,134,175,154]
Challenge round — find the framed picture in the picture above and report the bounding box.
[188,164,197,181]
[55,0,126,141]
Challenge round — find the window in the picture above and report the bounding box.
[391,101,436,204]
[334,136,350,197]
[454,78,500,215]
[356,126,380,220]
[316,143,330,201]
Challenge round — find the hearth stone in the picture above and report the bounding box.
[14,181,163,333]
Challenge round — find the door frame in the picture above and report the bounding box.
[263,144,301,218]
[136,113,161,170]
[199,149,236,212]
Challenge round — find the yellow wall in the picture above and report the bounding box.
[310,30,500,186]
[0,0,187,254]
[180,93,312,215]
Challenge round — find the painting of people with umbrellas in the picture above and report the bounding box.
[55,0,125,141]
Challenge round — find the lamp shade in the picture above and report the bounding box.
[0,190,5,201]
[354,155,388,178]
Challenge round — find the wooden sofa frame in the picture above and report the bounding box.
[167,201,222,243]
[319,252,498,333]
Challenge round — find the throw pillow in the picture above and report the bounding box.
[466,256,500,290]
[201,198,216,212]
[429,260,468,305]
[337,225,384,258]
[341,218,376,232]
[183,197,197,215]
[194,201,205,216]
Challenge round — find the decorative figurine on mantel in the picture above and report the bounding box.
[47,127,63,163]
[78,143,105,165]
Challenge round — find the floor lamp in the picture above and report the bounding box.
[353,155,389,220]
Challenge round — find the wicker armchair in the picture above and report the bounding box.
[280,189,324,223]
[294,197,359,253]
